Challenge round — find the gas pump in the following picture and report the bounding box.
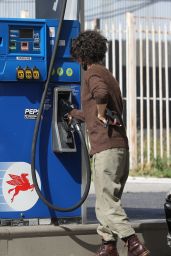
[0,1,91,221]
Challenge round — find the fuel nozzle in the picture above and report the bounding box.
[59,99,80,132]
[59,99,74,119]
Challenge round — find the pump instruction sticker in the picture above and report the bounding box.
[16,56,32,61]
[49,27,55,37]
[0,162,41,212]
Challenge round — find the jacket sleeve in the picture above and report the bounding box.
[70,109,85,122]
[88,75,109,104]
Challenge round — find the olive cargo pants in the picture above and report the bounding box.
[92,148,135,241]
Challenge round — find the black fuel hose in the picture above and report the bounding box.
[31,0,91,212]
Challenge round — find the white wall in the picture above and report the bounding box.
[0,0,35,18]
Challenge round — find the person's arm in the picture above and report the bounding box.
[88,75,109,124]
[59,99,85,122]
[70,109,85,122]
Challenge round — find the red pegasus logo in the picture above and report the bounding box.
[6,173,35,202]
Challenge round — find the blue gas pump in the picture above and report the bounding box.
[0,5,90,220]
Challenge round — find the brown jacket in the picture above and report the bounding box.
[71,64,129,155]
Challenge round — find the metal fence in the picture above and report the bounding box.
[85,13,171,169]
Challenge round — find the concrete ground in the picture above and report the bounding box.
[124,176,171,193]
[90,176,171,193]
[86,176,171,222]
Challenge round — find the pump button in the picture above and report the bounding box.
[17,67,25,80]
[33,67,40,80]
[25,67,33,80]
[21,42,29,51]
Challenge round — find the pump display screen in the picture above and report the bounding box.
[19,28,33,38]
[9,26,41,54]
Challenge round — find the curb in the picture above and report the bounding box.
[127,177,171,184]
[0,220,169,256]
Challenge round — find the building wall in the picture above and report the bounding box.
[85,0,171,29]
[0,0,170,24]
[0,0,35,18]
[0,0,78,20]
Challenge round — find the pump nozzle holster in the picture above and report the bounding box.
[59,99,75,118]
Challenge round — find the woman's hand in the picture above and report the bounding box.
[97,114,108,125]
[97,104,108,127]
[66,113,73,124]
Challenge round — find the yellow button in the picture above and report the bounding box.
[17,69,25,80]
[25,69,33,80]
[33,69,40,80]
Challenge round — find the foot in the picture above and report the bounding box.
[95,240,119,256]
[126,235,150,256]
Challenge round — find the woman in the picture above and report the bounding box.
[69,30,150,256]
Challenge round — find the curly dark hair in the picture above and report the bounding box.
[71,30,107,64]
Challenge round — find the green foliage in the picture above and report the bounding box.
[133,129,171,177]
[130,156,171,178]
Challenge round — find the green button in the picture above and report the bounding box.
[57,67,64,76]
[66,68,73,77]
[51,68,55,76]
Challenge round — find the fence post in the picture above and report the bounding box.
[126,13,137,169]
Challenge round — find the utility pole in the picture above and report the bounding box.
[79,0,84,31]
[36,0,79,20]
